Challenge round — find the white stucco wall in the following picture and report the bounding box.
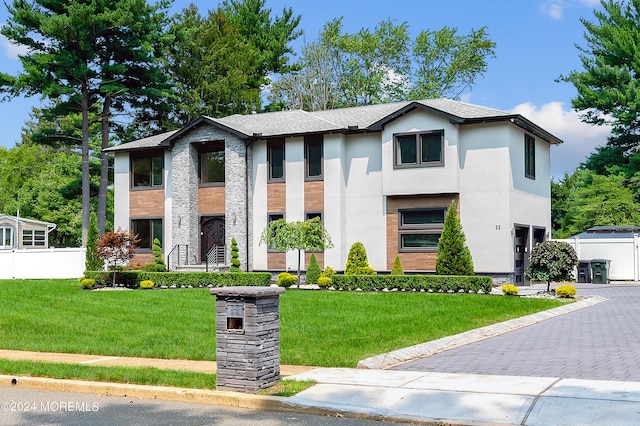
[381,109,459,196]
[323,134,348,270]
[285,137,305,270]
[343,133,386,270]
[113,152,130,231]
[251,141,268,270]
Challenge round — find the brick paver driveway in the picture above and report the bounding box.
[393,284,640,381]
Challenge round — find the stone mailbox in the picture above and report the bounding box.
[209,286,285,392]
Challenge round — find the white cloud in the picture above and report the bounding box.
[0,32,28,60]
[511,101,612,179]
[540,0,565,19]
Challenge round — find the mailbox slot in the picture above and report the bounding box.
[226,300,244,330]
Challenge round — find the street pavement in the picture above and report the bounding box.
[3,283,640,425]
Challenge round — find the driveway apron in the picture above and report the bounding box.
[393,285,640,381]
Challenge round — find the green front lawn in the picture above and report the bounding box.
[0,279,565,367]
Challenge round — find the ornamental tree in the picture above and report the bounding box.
[525,240,578,292]
[435,201,474,275]
[259,217,333,286]
[96,229,139,287]
[230,237,241,272]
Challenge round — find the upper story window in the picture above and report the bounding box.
[394,130,444,168]
[199,142,225,185]
[525,134,536,179]
[131,152,163,188]
[398,207,446,252]
[23,229,46,247]
[268,139,285,182]
[305,136,323,180]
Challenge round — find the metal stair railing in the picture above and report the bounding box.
[205,244,225,272]
[167,244,189,271]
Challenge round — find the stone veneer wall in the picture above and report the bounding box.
[171,124,249,270]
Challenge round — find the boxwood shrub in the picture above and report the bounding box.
[330,274,492,293]
[84,271,271,288]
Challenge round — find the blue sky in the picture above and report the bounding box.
[0,0,611,178]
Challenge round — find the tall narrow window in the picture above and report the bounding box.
[131,153,163,188]
[0,225,14,249]
[394,130,444,168]
[266,213,284,251]
[268,140,285,182]
[525,135,536,179]
[305,137,323,180]
[199,142,225,185]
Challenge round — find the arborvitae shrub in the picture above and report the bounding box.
[391,256,404,275]
[230,238,241,272]
[85,212,104,272]
[152,238,165,270]
[435,201,474,275]
[345,242,376,275]
[306,253,321,284]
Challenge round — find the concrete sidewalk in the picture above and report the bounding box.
[285,368,640,425]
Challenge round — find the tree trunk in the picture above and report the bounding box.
[98,96,111,235]
[81,82,91,247]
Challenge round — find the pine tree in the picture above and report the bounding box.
[306,252,321,284]
[85,212,103,272]
[230,237,241,272]
[391,255,404,275]
[435,201,474,275]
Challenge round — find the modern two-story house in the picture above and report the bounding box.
[106,98,561,285]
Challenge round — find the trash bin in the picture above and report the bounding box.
[590,259,610,284]
[577,260,592,283]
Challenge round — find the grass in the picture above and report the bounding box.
[0,279,566,367]
[0,359,315,396]
[0,359,216,389]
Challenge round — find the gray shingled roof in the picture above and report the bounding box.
[106,99,560,152]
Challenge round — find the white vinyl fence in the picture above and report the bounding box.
[559,235,640,282]
[0,248,86,279]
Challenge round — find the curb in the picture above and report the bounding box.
[0,375,430,424]
[357,295,608,370]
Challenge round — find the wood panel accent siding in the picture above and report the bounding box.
[267,252,286,270]
[131,253,154,266]
[386,194,459,271]
[304,181,324,212]
[198,186,225,214]
[130,189,164,217]
[267,183,286,212]
[305,252,324,270]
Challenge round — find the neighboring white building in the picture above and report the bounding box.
[0,214,56,250]
[106,99,561,284]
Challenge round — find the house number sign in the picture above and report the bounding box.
[226,301,244,318]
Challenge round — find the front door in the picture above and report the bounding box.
[201,216,225,262]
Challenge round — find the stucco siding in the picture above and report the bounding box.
[113,152,130,231]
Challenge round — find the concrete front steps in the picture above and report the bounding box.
[173,264,230,273]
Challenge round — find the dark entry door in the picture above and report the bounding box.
[514,226,530,285]
[201,216,225,262]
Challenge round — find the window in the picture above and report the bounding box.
[131,153,163,188]
[199,142,225,185]
[132,219,162,250]
[398,208,446,252]
[305,137,323,180]
[525,135,535,179]
[305,212,322,222]
[394,130,444,168]
[0,225,14,249]
[268,140,285,182]
[267,213,284,251]
[23,229,46,247]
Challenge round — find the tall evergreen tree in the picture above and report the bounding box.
[0,0,175,243]
[435,201,474,276]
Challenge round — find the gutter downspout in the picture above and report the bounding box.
[245,141,250,272]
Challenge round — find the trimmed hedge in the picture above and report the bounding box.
[84,271,271,288]
[330,274,492,293]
